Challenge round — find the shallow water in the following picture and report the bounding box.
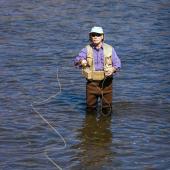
[0,0,170,170]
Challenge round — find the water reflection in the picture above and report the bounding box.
[74,113,115,169]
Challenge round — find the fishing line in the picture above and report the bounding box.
[92,76,112,117]
[31,68,66,170]
[101,77,112,116]
[45,152,62,170]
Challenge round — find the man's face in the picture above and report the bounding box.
[90,33,104,45]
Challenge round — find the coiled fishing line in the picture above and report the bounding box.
[31,68,66,170]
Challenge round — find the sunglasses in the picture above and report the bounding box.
[90,33,102,37]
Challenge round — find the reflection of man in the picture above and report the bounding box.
[74,114,113,169]
[74,26,121,115]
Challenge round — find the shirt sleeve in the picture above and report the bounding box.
[112,48,121,69]
[74,48,87,67]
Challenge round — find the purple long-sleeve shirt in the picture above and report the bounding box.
[74,43,121,71]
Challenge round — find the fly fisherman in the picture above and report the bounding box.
[74,26,121,115]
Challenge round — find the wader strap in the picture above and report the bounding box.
[103,43,112,58]
[86,45,94,71]
[103,43,112,66]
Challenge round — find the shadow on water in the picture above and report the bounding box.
[70,114,119,170]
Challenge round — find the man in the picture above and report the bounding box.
[74,26,121,115]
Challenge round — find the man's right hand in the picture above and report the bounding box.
[81,59,87,67]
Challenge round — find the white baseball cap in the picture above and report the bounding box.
[89,26,104,34]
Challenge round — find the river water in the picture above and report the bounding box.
[0,0,170,170]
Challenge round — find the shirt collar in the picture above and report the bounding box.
[90,43,104,50]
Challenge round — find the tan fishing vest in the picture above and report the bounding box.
[82,43,113,80]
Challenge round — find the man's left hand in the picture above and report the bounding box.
[105,66,116,77]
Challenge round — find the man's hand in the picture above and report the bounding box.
[104,66,116,77]
[81,59,87,67]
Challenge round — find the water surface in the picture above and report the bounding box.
[0,0,170,169]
